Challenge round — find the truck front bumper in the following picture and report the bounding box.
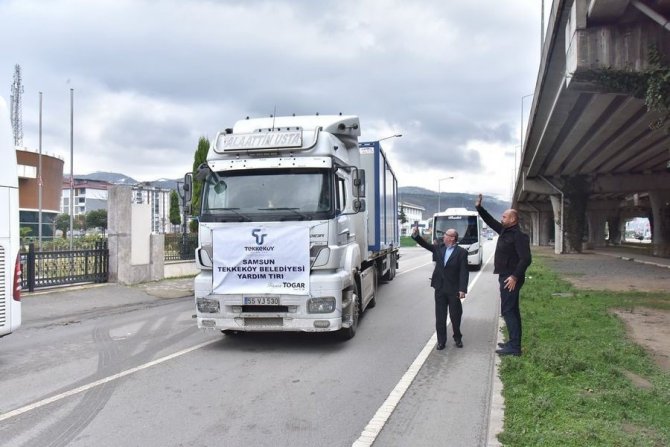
[194,270,352,333]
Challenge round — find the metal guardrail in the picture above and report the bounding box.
[164,233,198,261]
[20,241,109,291]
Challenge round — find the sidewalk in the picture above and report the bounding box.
[20,277,195,328]
[592,245,670,269]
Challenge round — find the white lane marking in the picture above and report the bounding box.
[352,249,495,446]
[396,261,433,275]
[0,339,218,423]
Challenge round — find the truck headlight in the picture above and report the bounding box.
[307,297,336,313]
[197,297,220,313]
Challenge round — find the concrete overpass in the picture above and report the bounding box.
[515,0,670,257]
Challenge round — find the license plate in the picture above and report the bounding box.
[244,296,280,305]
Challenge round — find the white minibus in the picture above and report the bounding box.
[432,207,483,270]
[0,96,21,338]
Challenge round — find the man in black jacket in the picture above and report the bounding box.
[412,226,469,351]
[475,194,531,356]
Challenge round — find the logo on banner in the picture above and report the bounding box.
[252,228,267,245]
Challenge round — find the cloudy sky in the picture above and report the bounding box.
[1,0,545,201]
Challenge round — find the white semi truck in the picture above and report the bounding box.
[185,115,399,339]
[0,97,21,338]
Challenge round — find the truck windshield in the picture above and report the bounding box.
[201,168,333,221]
[434,215,479,245]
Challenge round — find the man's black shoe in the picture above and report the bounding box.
[436,343,446,351]
[495,347,521,356]
[497,342,508,348]
[455,339,463,348]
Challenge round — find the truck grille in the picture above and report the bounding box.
[244,317,283,327]
[242,305,289,313]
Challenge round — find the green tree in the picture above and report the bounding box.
[399,206,408,224]
[75,214,87,233]
[169,190,181,229]
[191,136,210,216]
[55,213,71,238]
[20,226,33,245]
[86,209,108,235]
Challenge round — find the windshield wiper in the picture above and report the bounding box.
[206,207,251,222]
[258,207,312,221]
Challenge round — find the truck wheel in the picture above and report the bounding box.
[367,269,378,309]
[222,330,242,336]
[339,282,360,340]
[382,253,396,281]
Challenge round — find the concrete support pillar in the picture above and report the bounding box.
[108,186,165,285]
[649,190,670,257]
[586,210,608,248]
[528,211,540,246]
[538,211,552,245]
[549,195,564,254]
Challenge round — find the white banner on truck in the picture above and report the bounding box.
[212,224,310,295]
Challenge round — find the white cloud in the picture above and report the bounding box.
[1,0,542,197]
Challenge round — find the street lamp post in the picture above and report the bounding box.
[378,134,402,142]
[437,176,454,213]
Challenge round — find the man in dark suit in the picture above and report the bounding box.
[412,225,469,351]
[475,194,531,356]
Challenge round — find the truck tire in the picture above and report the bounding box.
[339,282,360,340]
[367,269,378,309]
[222,330,242,336]
[382,253,396,281]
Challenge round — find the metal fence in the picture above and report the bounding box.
[164,233,198,261]
[21,241,109,291]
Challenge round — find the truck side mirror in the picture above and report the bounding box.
[354,169,366,198]
[184,172,193,208]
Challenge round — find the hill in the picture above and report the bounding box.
[399,187,509,220]
[74,172,510,218]
[76,172,179,191]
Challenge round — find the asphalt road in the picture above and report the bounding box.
[0,241,502,447]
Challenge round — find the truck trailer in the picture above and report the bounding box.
[185,115,399,339]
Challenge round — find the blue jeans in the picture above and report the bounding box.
[498,275,523,351]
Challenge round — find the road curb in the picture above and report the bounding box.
[597,252,670,270]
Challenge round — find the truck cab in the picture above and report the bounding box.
[186,115,398,340]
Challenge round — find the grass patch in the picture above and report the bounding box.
[400,235,420,247]
[497,258,670,446]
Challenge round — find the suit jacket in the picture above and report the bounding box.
[412,234,469,296]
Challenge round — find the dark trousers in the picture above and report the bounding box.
[498,275,523,351]
[434,290,463,345]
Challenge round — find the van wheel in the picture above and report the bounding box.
[339,282,360,340]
